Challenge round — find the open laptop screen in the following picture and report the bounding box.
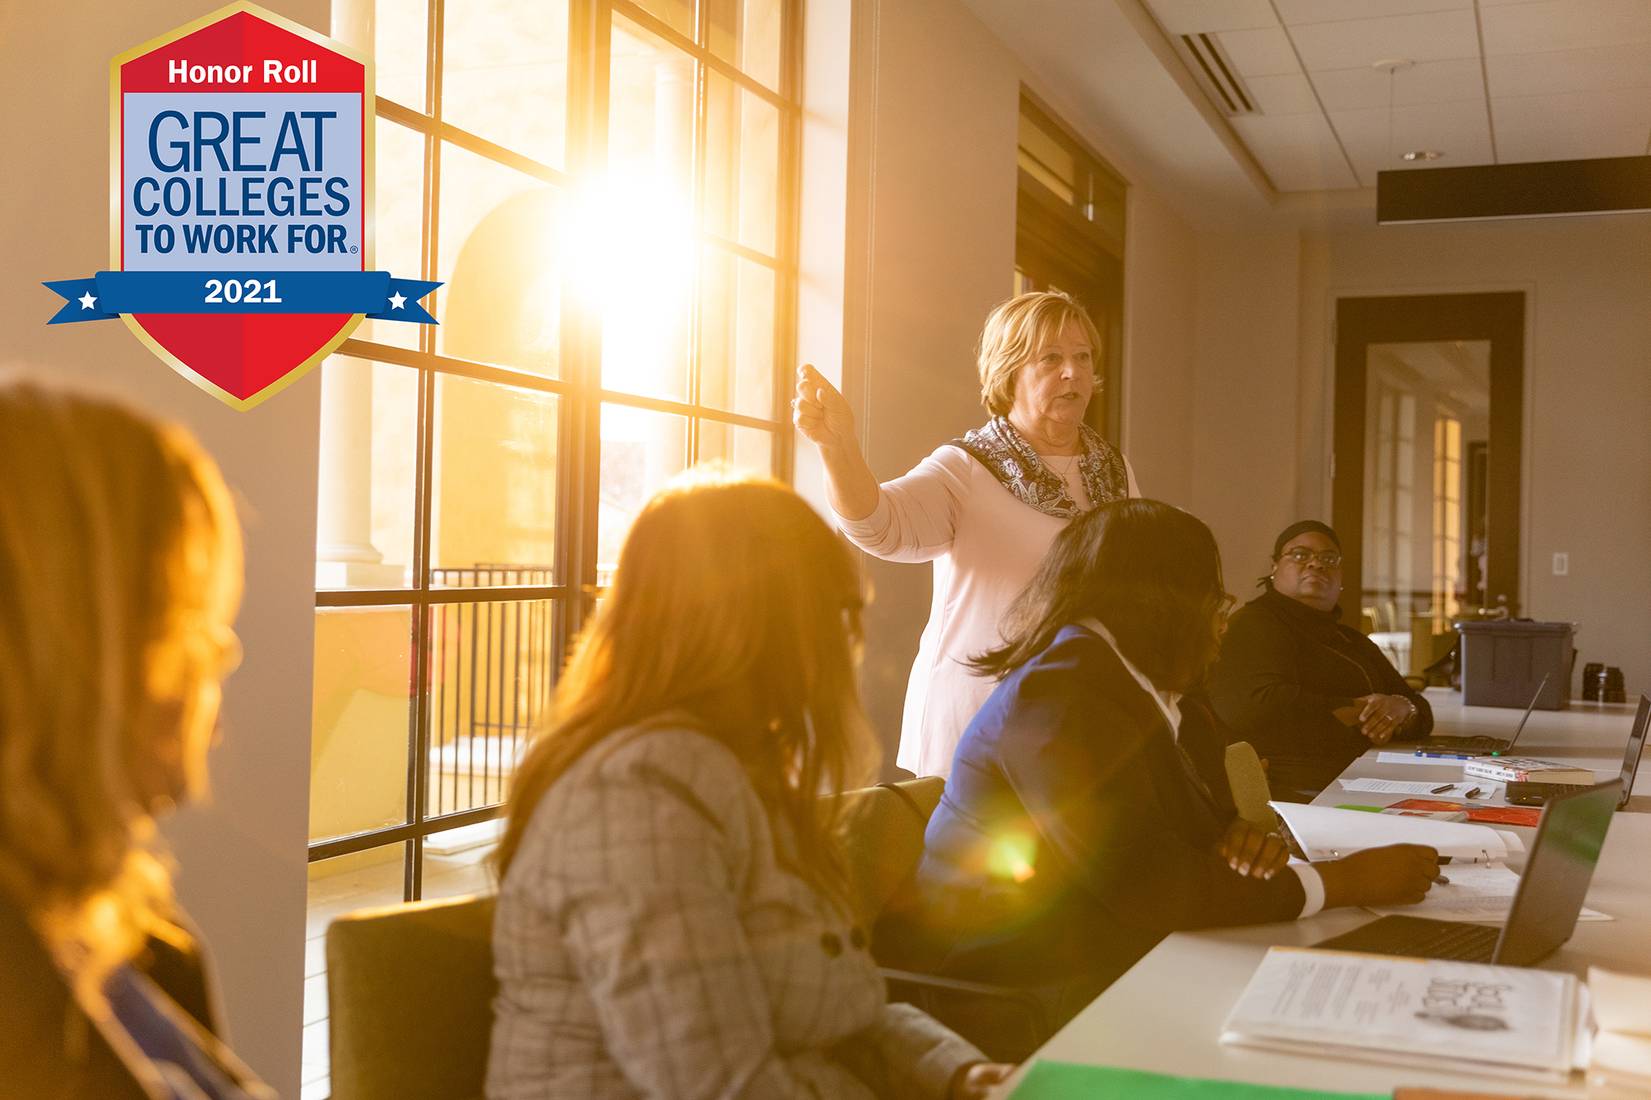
[1617,695,1650,806]
[1493,780,1621,966]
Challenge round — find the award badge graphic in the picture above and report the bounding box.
[45,2,438,410]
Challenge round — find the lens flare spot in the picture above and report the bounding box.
[986,833,1037,884]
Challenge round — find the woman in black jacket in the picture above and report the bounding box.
[1207,520,1432,801]
[895,503,1438,1039]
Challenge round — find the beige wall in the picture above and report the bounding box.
[1186,230,1305,589]
[0,2,322,1093]
[840,0,1019,749]
[1300,217,1651,698]
[1120,188,1198,506]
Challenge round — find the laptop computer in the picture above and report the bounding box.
[1507,693,1649,808]
[1312,779,1620,965]
[1419,673,1549,756]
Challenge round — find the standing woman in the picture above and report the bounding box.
[488,472,1008,1099]
[0,381,270,1098]
[1207,520,1433,801]
[794,291,1137,777]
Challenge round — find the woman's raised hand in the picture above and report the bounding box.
[793,364,856,451]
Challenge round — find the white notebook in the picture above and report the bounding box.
[1271,801,1525,863]
[1221,946,1582,1081]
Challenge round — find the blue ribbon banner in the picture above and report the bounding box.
[44,271,441,324]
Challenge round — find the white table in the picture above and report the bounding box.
[1320,689,1648,811]
[999,690,1651,1097]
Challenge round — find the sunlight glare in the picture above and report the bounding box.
[565,169,697,398]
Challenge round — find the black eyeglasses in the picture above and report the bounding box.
[1280,548,1342,568]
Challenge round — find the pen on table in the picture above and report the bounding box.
[1430,783,1456,794]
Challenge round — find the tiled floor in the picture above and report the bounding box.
[300,838,497,1100]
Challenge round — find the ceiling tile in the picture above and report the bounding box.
[1309,57,1485,112]
[1487,43,1651,98]
[1328,99,1495,186]
[1287,9,1481,70]
[1274,0,1469,26]
[1245,72,1321,115]
[1143,0,1278,36]
[1215,27,1301,77]
[1492,89,1651,162]
[1229,112,1361,191]
[1480,0,1651,56]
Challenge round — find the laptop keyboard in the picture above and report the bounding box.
[1422,735,1510,753]
[1315,915,1500,962]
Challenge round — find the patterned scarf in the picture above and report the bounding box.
[951,416,1129,518]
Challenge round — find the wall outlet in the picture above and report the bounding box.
[1553,552,1569,576]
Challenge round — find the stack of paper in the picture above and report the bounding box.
[1464,756,1596,785]
[1589,967,1651,1097]
[1221,947,1582,1081]
[1271,802,1526,863]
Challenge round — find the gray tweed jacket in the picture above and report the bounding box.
[486,721,983,1099]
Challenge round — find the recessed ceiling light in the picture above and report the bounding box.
[1403,150,1444,162]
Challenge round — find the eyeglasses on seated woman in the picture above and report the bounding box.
[487,469,1012,1100]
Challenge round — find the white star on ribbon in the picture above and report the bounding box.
[388,291,407,310]
[78,292,97,310]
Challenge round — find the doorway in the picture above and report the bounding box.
[1332,293,1524,674]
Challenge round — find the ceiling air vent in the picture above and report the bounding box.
[1176,33,1258,117]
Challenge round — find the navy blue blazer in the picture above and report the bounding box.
[894,624,1306,1000]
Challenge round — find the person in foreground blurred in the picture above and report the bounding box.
[894,501,1438,1030]
[487,471,1011,1099]
[0,380,269,1098]
[794,290,1137,779]
[1207,520,1433,801]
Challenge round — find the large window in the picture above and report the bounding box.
[1013,91,1126,442]
[305,2,799,1095]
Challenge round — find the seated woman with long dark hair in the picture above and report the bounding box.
[487,471,1009,1099]
[892,500,1438,1030]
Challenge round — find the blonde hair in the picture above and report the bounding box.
[977,290,1104,417]
[0,379,243,985]
[495,469,878,901]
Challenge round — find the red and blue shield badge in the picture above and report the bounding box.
[46,2,436,410]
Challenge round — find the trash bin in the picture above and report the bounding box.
[1455,620,1574,710]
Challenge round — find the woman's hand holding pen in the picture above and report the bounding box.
[1318,844,1440,908]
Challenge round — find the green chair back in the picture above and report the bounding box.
[837,776,944,923]
[326,894,496,1100]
